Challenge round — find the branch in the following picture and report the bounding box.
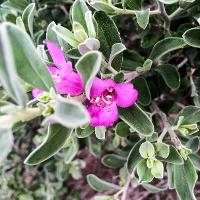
[157,1,170,31]
[153,102,182,149]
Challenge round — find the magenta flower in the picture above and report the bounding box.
[32,41,83,98]
[86,77,138,127]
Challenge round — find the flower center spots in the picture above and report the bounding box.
[90,87,116,107]
[52,71,61,83]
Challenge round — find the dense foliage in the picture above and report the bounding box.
[1,0,200,199]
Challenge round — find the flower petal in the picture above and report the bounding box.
[114,83,138,108]
[45,40,72,71]
[48,65,59,75]
[90,77,115,98]
[56,71,83,96]
[88,102,119,127]
[32,89,43,98]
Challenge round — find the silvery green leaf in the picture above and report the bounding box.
[0,23,28,106]
[36,45,49,61]
[183,27,200,48]
[149,37,186,62]
[135,9,150,30]
[119,104,154,136]
[176,106,200,125]
[72,0,89,32]
[102,154,126,168]
[136,59,152,73]
[75,51,102,99]
[90,1,115,13]
[76,125,94,138]
[53,25,79,48]
[124,0,141,9]
[1,22,54,91]
[46,21,59,44]
[157,64,180,90]
[16,16,26,32]
[133,77,151,106]
[87,174,121,191]
[139,141,155,158]
[151,160,164,179]
[24,124,71,165]
[85,11,96,38]
[95,126,106,140]
[73,22,88,42]
[22,3,36,38]
[0,128,13,162]
[43,97,90,129]
[137,160,154,183]
[174,158,197,200]
[127,139,144,174]
[154,143,170,159]
[108,43,126,66]
[158,0,179,4]
[64,136,79,164]
[94,11,122,70]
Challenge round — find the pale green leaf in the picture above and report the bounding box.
[24,124,71,165]
[75,51,102,99]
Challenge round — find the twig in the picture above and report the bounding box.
[157,1,170,31]
[169,7,184,20]
[177,57,188,69]
[153,102,182,149]
[114,7,160,15]
[121,176,132,200]
[124,71,140,82]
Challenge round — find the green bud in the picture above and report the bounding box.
[146,157,155,168]
[181,124,198,130]
[177,124,198,135]
[24,83,33,92]
[42,104,54,117]
[37,92,51,103]
[73,22,88,42]
[179,146,192,160]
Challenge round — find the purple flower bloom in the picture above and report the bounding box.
[32,41,83,98]
[86,77,138,127]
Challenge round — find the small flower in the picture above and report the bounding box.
[32,41,83,97]
[86,77,138,127]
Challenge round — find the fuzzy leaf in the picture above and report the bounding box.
[87,174,121,191]
[137,160,154,183]
[157,64,180,90]
[1,22,54,91]
[24,124,71,165]
[0,128,13,162]
[127,139,144,174]
[102,154,126,168]
[72,0,89,32]
[133,77,151,106]
[0,23,28,106]
[22,3,36,38]
[174,158,197,200]
[119,104,154,136]
[94,11,122,70]
[164,146,184,165]
[75,51,102,99]
[135,9,150,29]
[149,37,186,62]
[43,98,90,129]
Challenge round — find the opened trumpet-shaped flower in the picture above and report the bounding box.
[32,41,83,98]
[86,78,138,127]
